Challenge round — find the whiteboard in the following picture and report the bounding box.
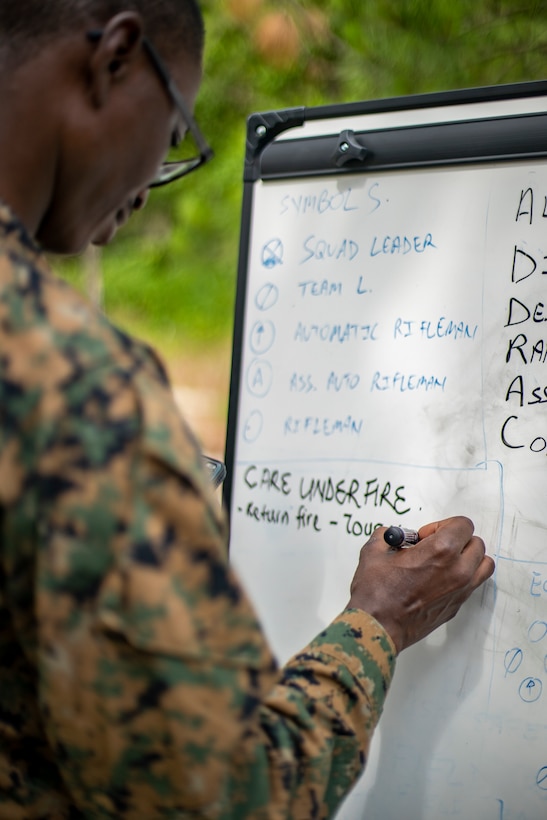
[226,83,547,820]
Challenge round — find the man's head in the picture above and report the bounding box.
[0,0,206,254]
[0,0,204,67]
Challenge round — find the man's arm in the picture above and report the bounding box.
[224,610,395,818]
[220,518,493,818]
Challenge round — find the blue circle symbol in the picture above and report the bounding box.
[246,359,273,398]
[261,239,284,269]
[255,283,279,312]
[519,677,542,704]
[250,321,276,355]
[504,648,523,676]
[537,766,547,791]
[528,621,547,644]
[243,411,263,444]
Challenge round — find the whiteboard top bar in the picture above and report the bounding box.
[275,93,547,140]
[244,80,547,181]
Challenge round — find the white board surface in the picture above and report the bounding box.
[228,105,547,819]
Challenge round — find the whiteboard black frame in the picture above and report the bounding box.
[224,79,547,514]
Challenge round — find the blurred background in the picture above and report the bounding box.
[52,0,547,459]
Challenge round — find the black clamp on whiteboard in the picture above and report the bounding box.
[245,107,305,181]
[332,129,368,167]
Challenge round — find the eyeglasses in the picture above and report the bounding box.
[87,30,214,188]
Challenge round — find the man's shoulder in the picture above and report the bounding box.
[0,229,165,392]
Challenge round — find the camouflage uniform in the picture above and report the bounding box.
[0,202,396,819]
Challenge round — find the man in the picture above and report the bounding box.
[0,1,494,818]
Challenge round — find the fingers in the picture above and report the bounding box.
[437,524,495,590]
[418,515,475,548]
[470,551,496,588]
[362,517,495,587]
[368,518,482,564]
[416,519,495,593]
[367,517,477,553]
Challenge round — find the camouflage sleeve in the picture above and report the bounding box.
[29,363,396,819]
[225,611,396,818]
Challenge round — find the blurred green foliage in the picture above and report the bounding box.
[55,0,547,360]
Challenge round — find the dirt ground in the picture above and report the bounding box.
[166,342,233,461]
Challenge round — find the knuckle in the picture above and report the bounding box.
[452,514,474,532]
[452,563,473,589]
[430,533,453,559]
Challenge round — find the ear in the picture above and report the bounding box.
[88,12,145,107]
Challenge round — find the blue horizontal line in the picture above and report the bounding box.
[497,555,547,566]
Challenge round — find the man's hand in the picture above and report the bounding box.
[347,516,495,653]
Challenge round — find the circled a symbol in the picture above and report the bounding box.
[519,677,542,703]
[246,359,273,398]
[261,239,284,269]
[250,321,275,355]
[255,283,279,312]
[243,411,263,443]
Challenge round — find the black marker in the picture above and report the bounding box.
[384,526,420,548]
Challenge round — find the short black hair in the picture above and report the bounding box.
[0,0,204,63]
